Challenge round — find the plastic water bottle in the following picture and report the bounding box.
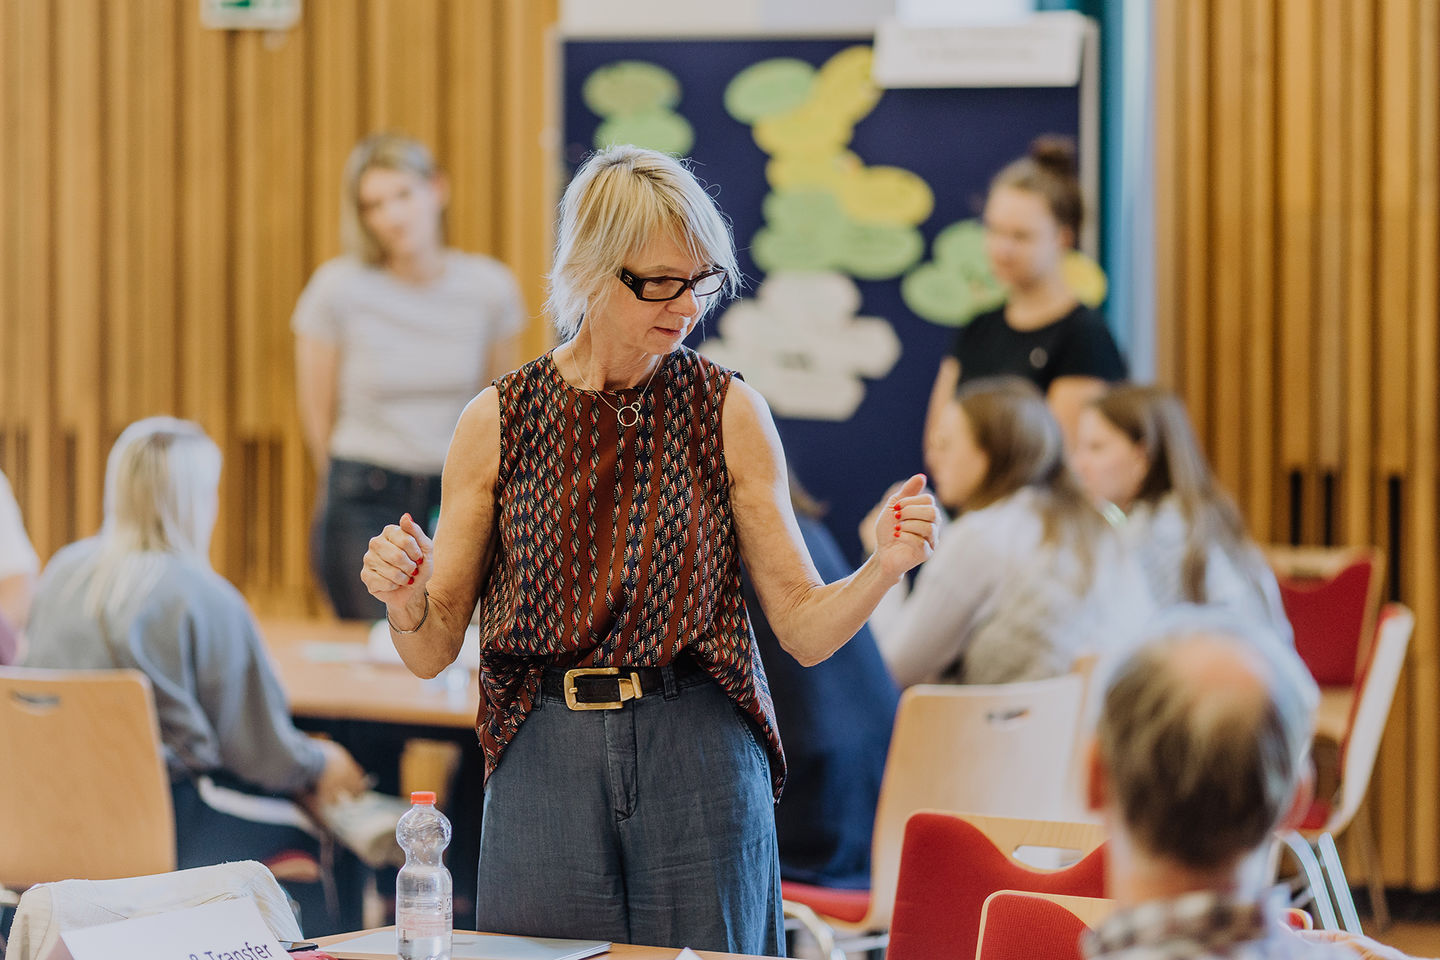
[396,791,453,960]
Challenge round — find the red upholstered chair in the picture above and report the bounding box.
[975,891,1116,960]
[1266,545,1384,689]
[886,812,1106,960]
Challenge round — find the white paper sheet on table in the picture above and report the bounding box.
[325,929,608,960]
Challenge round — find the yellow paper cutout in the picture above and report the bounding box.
[765,150,863,192]
[1062,250,1108,307]
[837,166,935,227]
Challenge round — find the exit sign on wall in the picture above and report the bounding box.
[200,0,301,30]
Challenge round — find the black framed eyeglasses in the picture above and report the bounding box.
[617,267,727,302]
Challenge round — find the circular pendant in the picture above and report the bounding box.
[617,403,641,428]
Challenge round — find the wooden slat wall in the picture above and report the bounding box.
[1155,0,1440,888]
[0,0,558,615]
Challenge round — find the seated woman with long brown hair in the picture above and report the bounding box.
[1071,384,1291,642]
[868,376,1148,687]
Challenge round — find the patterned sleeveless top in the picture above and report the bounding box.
[476,347,785,797]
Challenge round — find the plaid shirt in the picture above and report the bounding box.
[1083,889,1348,960]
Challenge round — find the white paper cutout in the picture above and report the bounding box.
[701,272,901,421]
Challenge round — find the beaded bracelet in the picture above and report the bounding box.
[387,589,430,634]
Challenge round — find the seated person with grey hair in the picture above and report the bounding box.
[1081,609,1348,959]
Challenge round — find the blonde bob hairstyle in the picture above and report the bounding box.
[81,417,223,618]
[340,133,443,266]
[547,145,740,340]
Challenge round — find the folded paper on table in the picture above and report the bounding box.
[56,897,287,960]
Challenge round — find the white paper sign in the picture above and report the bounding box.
[873,11,1088,88]
[59,897,288,960]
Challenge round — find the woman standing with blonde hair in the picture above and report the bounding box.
[295,132,527,619]
[362,145,940,953]
[1072,384,1291,641]
[25,417,370,934]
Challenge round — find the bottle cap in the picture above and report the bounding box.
[410,791,437,805]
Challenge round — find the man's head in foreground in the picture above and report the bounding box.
[1087,609,1319,901]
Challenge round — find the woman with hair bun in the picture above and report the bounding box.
[926,137,1126,454]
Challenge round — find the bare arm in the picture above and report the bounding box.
[1047,374,1108,452]
[924,357,961,468]
[361,388,502,678]
[295,333,340,476]
[725,379,937,666]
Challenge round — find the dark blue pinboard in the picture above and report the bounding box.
[562,36,1082,564]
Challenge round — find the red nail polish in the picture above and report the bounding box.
[416,556,423,565]
[893,531,900,538]
[408,576,415,584]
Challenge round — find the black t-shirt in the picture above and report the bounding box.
[948,302,1127,392]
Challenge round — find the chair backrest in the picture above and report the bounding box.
[1331,604,1413,831]
[887,811,1107,960]
[976,891,1117,960]
[6,860,302,960]
[863,675,1089,930]
[1266,545,1385,686]
[0,667,176,888]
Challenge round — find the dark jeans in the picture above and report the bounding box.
[314,458,442,620]
[475,671,784,956]
[170,775,365,937]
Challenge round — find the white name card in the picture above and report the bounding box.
[58,897,289,960]
[873,11,1089,88]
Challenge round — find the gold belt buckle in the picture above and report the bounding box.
[564,667,645,711]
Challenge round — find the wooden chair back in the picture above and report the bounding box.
[862,674,1088,931]
[0,667,176,888]
[1330,604,1413,833]
[958,813,1106,868]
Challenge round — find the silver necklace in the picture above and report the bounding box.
[572,351,662,429]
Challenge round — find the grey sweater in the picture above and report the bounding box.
[25,539,325,794]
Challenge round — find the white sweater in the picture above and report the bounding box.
[871,487,1152,687]
[1123,495,1294,645]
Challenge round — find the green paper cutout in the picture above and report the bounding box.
[583,61,681,117]
[594,109,695,157]
[724,58,816,124]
